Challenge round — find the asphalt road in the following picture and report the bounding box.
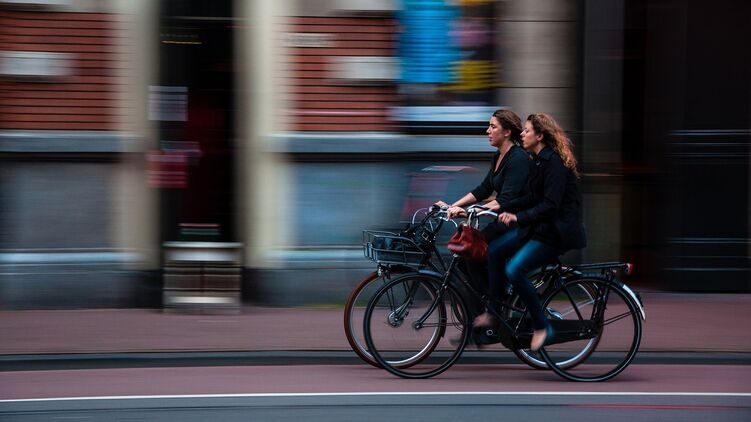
[1,362,750,421]
[2,392,750,422]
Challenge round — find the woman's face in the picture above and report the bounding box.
[521,120,544,153]
[486,116,509,148]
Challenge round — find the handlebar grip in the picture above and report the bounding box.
[476,210,499,218]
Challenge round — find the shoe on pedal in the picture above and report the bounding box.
[530,324,554,352]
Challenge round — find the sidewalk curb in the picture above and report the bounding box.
[2,350,750,372]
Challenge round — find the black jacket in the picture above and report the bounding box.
[501,146,586,250]
[470,145,532,207]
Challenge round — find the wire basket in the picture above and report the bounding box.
[362,230,430,265]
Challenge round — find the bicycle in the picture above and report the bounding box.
[344,208,451,368]
[347,205,604,371]
[362,206,646,382]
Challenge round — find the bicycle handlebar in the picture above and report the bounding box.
[466,204,498,218]
[428,203,499,229]
[433,204,497,217]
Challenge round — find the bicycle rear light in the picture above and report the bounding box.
[624,262,634,275]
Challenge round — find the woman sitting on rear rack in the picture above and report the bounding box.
[435,109,532,291]
[474,113,587,352]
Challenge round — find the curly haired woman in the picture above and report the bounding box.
[474,113,587,351]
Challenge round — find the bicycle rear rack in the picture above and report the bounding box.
[572,261,633,275]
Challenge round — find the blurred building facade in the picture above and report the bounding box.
[0,0,748,309]
[0,0,153,308]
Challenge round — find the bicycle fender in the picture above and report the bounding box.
[620,282,646,321]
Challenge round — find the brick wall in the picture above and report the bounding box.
[0,10,128,131]
[281,16,398,132]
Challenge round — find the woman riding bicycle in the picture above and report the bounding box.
[435,109,532,290]
[474,113,587,352]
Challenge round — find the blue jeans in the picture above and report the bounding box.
[486,228,562,330]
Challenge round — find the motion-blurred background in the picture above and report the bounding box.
[0,0,748,310]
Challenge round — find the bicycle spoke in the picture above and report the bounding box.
[601,310,636,326]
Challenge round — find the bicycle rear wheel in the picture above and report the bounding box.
[539,276,643,382]
[510,280,600,370]
[363,273,469,379]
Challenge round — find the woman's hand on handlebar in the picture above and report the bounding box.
[434,201,466,219]
[434,200,449,209]
[446,206,467,219]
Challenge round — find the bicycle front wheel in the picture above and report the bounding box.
[363,273,469,379]
[344,269,416,368]
[539,276,643,382]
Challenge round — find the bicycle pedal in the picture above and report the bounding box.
[473,328,502,345]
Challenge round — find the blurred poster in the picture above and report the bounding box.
[147,149,188,189]
[393,0,499,133]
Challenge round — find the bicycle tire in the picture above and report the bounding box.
[538,275,643,382]
[343,268,414,368]
[363,273,469,379]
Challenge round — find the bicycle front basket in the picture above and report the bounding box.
[362,230,429,265]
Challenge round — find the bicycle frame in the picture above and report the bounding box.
[406,256,643,352]
[408,256,534,350]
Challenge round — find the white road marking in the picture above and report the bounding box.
[2,391,751,403]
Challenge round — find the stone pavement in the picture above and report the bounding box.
[1,290,750,357]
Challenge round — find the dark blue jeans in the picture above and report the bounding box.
[486,228,561,330]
